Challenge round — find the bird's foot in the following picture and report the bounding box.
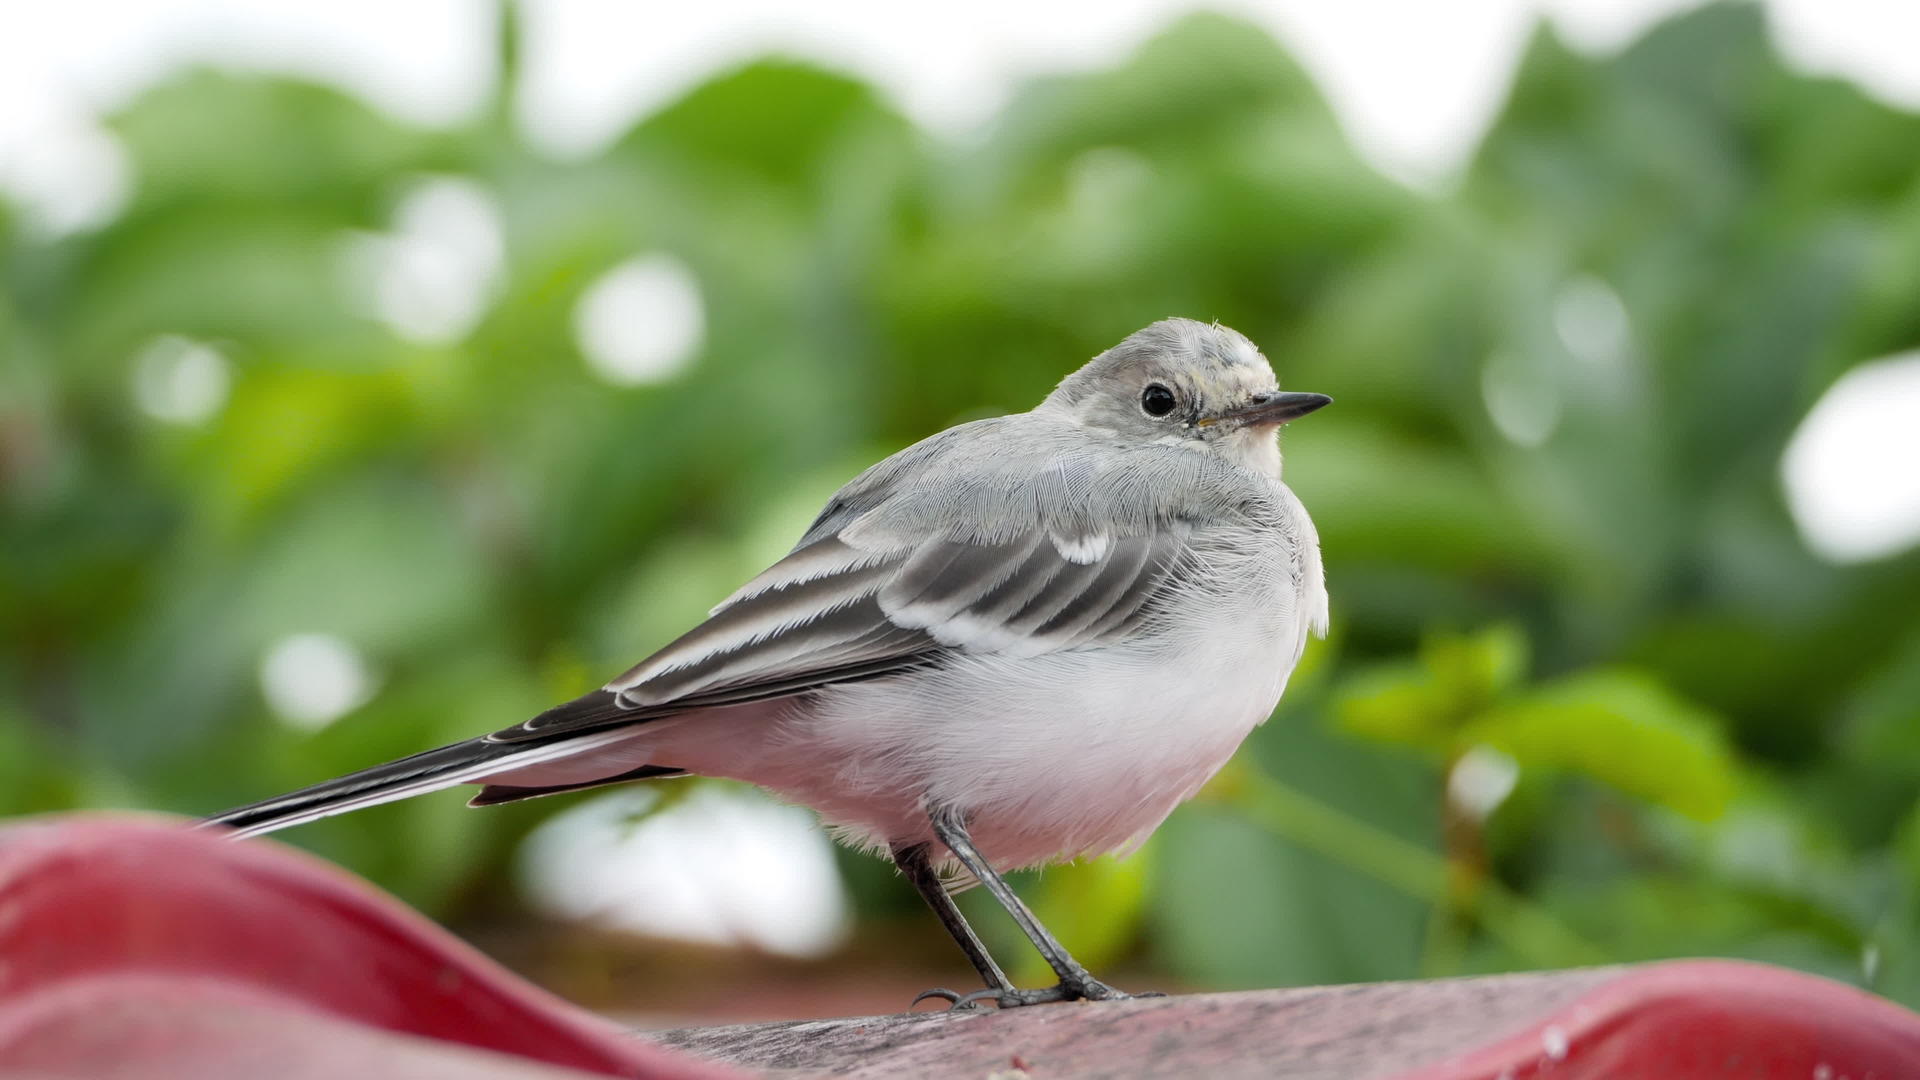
[911,987,987,1011]
[926,969,1162,1010]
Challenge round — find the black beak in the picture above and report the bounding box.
[1218,390,1332,427]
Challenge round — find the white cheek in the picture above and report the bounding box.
[1222,430,1282,476]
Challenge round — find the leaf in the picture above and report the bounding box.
[107,70,436,211]
[621,60,905,191]
[1148,806,1427,988]
[1873,800,1920,1008]
[203,366,412,520]
[1537,872,1860,982]
[1335,625,1529,752]
[0,709,83,815]
[1336,662,1454,750]
[1287,419,1543,578]
[1465,668,1737,820]
[1421,623,1530,712]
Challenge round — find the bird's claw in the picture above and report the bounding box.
[959,985,1055,1009]
[926,973,1161,1010]
[911,987,970,1009]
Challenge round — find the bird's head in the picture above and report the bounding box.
[1041,318,1330,476]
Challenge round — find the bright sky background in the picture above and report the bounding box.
[4,0,1920,198]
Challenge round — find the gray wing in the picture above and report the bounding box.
[493,524,1194,742]
[491,415,1269,744]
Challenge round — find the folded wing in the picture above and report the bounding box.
[490,522,1194,743]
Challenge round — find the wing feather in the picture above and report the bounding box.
[1031,532,1154,638]
[493,523,1196,743]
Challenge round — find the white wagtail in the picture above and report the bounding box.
[209,318,1330,1008]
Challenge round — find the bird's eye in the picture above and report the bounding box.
[1141,384,1177,417]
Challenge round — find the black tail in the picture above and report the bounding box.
[466,764,686,807]
[203,689,680,837]
[204,736,544,837]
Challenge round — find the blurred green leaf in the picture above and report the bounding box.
[1466,669,1737,821]
[623,60,906,194]
[1336,662,1452,749]
[1874,801,1920,1004]
[204,366,413,519]
[1425,624,1530,716]
[108,71,445,212]
[1205,765,1601,976]
[0,709,83,815]
[1336,625,1527,751]
[1151,805,1429,988]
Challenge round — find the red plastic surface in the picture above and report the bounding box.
[1398,959,1920,1080]
[3,814,1918,1078]
[0,815,736,1079]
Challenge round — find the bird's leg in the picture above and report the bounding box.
[892,841,1017,1009]
[927,807,1140,1007]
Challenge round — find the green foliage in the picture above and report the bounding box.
[1339,626,1738,820]
[1338,625,1529,748]
[1468,670,1735,821]
[3,2,1918,1005]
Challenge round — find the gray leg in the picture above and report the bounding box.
[891,841,1015,1006]
[927,806,1140,1007]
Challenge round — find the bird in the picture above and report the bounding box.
[207,317,1331,1009]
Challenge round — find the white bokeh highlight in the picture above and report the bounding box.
[1771,0,1920,113]
[1482,349,1561,448]
[0,1,487,136]
[1552,274,1631,370]
[1448,744,1521,821]
[1782,351,1920,564]
[132,335,230,425]
[573,254,705,386]
[519,783,851,958]
[259,632,378,731]
[0,114,130,235]
[342,176,504,345]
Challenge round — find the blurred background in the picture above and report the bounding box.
[4,0,1920,1025]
